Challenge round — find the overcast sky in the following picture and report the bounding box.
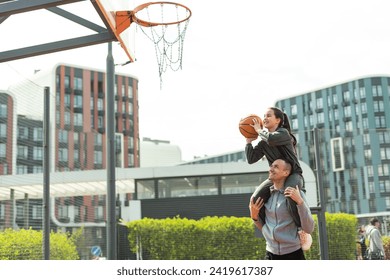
[1,0,390,161]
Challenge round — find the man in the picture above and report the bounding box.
[249,158,314,260]
[365,218,386,260]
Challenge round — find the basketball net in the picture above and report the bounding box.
[132,2,191,88]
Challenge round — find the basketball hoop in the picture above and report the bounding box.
[116,2,192,87]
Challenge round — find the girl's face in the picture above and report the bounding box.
[263,108,281,131]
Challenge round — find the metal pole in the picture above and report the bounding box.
[43,86,50,260]
[106,42,117,259]
[313,127,329,259]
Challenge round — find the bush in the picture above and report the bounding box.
[0,228,79,260]
[127,216,265,260]
[126,213,360,260]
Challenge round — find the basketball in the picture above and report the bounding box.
[239,114,263,139]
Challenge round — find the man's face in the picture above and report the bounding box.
[269,159,289,181]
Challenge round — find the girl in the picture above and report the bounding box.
[246,107,304,226]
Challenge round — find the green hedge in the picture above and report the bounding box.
[126,213,368,260]
[0,228,79,260]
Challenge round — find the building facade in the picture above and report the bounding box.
[275,75,390,215]
[7,63,140,173]
[0,64,140,258]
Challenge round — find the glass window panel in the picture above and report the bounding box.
[221,173,268,195]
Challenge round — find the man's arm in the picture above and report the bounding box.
[249,197,264,231]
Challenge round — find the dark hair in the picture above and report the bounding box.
[370,217,379,225]
[269,107,297,146]
[280,158,293,175]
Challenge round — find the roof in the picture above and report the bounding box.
[0,161,317,204]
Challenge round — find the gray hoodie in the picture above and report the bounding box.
[261,186,314,255]
[366,225,385,256]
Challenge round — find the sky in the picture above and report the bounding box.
[1,0,390,161]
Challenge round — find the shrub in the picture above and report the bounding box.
[0,228,79,260]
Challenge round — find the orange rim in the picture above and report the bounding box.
[131,2,192,27]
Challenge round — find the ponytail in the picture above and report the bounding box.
[270,107,297,147]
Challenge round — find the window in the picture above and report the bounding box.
[128,85,133,98]
[32,205,43,219]
[361,102,367,114]
[317,112,324,123]
[359,87,366,98]
[364,149,372,162]
[378,131,390,143]
[332,93,337,104]
[74,132,79,143]
[330,138,344,171]
[18,126,28,139]
[98,116,104,128]
[128,153,134,167]
[33,146,43,160]
[375,116,386,128]
[58,205,69,218]
[362,117,369,130]
[95,206,104,220]
[74,77,83,90]
[0,123,6,137]
[94,151,102,164]
[33,127,43,141]
[59,130,68,143]
[0,204,5,219]
[344,106,351,117]
[345,121,353,132]
[316,98,323,109]
[378,164,389,176]
[64,111,71,125]
[58,148,68,161]
[94,133,102,146]
[74,95,83,108]
[222,173,268,195]
[74,149,79,162]
[128,137,134,148]
[17,145,28,159]
[0,143,6,157]
[380,148,390,160]
[363,134,370,145]
[97,98,104,110]
[373,100,384,112]
[379,180,390,193]
[372,85,383,96]
[343,90,350,102]
[0,103,7,117]
[137,180,157,199]
[64,94,71,106]
[385,197,390,211]
[64,75,70,89]
[128,103,133,115]
[16,165,28,174]
[33,166,43,173]
[74,113,83,126]
[333,108,339,120]
[291,118,298,130]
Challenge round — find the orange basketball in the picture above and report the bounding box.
[239,114,263,139]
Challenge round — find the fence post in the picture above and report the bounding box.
[313,127,329,259]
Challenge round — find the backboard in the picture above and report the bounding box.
[92,0,136,62]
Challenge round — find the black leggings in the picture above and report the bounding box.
[265,248,306,260]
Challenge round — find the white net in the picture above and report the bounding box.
[133,2,191,87]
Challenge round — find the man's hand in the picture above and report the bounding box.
[249,196,264,221]
[284,185,304,205]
